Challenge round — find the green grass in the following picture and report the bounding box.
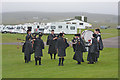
[2,45,118,78]
[1,29,118,78]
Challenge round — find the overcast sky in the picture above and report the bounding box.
[2,2,118,15]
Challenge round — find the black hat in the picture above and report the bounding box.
[95,29,100,33]
[75,34,80,36]
[27,29,31,34]
[59,33,63,36]
[51,30,54,32]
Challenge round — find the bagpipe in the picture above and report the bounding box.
[17,33,42,49]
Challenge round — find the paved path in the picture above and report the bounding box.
[102,36,120,48]
[1,36,120,48]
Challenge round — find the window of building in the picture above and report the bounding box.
[79,23,83,25]
[58,26,62,28]
[66,22,71,24]
[66,25,68,29]
[70,26,75,30]
[51,26,56,29]
[72,22,76,24]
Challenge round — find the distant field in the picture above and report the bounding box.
[1,28,118,43]
[2,45,118,78]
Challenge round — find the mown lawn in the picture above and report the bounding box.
[2,45,118,78]
[1,28,118,78]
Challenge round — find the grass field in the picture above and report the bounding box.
[1,28,119,78]
[2,45,118,78]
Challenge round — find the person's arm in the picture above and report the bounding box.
[89,39,92,46]
[42,40,44,49]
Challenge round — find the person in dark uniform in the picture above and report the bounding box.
[33,33,44,65]
[94,28,104,62]
[73,34,86,64]
[25,30,34,62]
[47,30,58,59]
[72,34,86,62]
[23,37,33,63]
[56,33,69,66]
[87,34,99,64]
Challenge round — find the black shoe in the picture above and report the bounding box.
[58,64,60,66]
[39,62,41,65]
[61,64,64,66]
[82,59,84,62]
[88,62,94,64]
[88,62,91,64]
[77,62,81,64]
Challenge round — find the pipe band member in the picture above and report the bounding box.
[94,28,104,62]
[56,33,69,66]
[73,34,86,64]
[87,34,99,64]
[25,30,34,62]
[23,36,33,63]
[33,33,44,65]
[47,30,58,59]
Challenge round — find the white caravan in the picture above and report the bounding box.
[2,25,15,33]
[44,22,77,34]
[0,25,4,32]
[13,24,27,33]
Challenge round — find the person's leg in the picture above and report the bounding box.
[29,54,32,62]
[26,54,30,63]
[25,55,27,63]
[77,61,81,64]
[82,52,84,62]
[39,57,41,65]
[58,57,61,66]
[35,57,38,65]
[61,57,64,66]
[50,54,52,59]
[54,53,56,59]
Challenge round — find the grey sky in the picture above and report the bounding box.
[2,2,118,15]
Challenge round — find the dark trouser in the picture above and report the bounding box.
[58,58,64,66]
[35,57,41,65]
[89,53,96,63]
[82,58,84,62]
[50,53,56,59]
[29,54,31,61]
[24,54,30,63]
[96,51,100,62]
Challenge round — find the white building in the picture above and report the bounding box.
[64,19,92,29]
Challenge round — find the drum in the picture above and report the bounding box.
[82,30,94,52]
[82,30,94,42]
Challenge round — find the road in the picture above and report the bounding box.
[1,36,120,48]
